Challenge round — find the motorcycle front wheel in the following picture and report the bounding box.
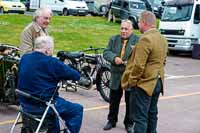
[96,66,111,103]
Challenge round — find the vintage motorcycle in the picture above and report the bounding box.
[57,47,111,102]
[0,44,20,104]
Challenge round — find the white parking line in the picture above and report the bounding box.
[165,74,200,80]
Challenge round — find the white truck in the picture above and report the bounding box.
[30,0,89,16]
[159,0,200,53]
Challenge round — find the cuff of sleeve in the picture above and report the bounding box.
[128,79,137,87]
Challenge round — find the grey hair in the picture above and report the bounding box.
[33,8,53,21]
[121,19,133,29]
[34,36,54,50]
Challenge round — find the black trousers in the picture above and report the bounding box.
[107,88,132,127]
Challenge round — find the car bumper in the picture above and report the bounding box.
[168,44,193,52]
[68,9,88,16]
[3,7,25,13]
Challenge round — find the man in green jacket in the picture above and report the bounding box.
[103,19,139,132]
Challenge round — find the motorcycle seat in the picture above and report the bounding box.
[57,51,84,60]
[66,52,84,58]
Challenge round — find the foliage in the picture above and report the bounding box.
[0,14,159,53]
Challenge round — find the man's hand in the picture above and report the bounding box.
[3,49,12,55]
[131,45,135,50]
[114,57,123,65]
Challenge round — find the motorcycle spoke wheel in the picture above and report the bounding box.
[97,67,111,103]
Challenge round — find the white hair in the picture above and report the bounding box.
[33,8,53,21]
[34,36,54,50]
[121,19,133,29]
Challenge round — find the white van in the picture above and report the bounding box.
[159,0,200,52]
[30,0,89,16]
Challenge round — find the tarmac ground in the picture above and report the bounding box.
[1,55,200,133]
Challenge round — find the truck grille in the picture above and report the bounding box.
[160,29,185,35]
[168,40,177,43]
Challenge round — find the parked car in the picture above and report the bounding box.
[21,0,30,11]
[148,0,165,18]
[29,0,89,16]
[0,0,26,14]
[85,0,110,16]
[140,0,153,11]
[108,0,146,28]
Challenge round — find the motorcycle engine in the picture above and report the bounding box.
[78,65,92,88]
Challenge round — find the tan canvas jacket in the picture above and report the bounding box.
[20,22,48,53]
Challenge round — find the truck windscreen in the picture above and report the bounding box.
[161,4,193,21]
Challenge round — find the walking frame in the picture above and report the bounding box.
[11,89,69,133]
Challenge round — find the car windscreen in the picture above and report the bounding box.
[130,2,146,9]
[161,4,193,21]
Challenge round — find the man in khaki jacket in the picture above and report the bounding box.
[121,11,168,133]
[20,8,52,53]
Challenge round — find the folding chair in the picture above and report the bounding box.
[11,89,69,133]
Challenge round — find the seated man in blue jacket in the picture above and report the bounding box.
[18,36,83,133]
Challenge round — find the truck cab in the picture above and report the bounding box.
[159,0,200,52]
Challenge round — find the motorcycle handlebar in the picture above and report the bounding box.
[82,46,105,52]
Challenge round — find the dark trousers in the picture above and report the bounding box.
[53,97,83,133]
[129,79,162,133]
[107,88,132,127]
[21,97,83,133]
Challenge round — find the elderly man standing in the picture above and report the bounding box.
[121,11,168,133]
[103,20,139,132]
[18,36,83,133]
[20,7,52,53]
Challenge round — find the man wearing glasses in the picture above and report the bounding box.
[103,19,139,132]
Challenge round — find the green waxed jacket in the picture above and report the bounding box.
[103,34,139,90]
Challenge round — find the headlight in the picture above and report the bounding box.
[21,4,26,9]
[178,39,191,45]
[191,38,198,44]
[3,4,10,9]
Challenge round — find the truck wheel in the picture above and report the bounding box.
[63,9,68,16]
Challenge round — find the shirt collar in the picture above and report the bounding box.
[32,22,46,33]
[144,28,157,34]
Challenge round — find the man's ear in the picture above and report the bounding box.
[45,49,49,55]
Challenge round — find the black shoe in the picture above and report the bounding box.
[103,122,116,130]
